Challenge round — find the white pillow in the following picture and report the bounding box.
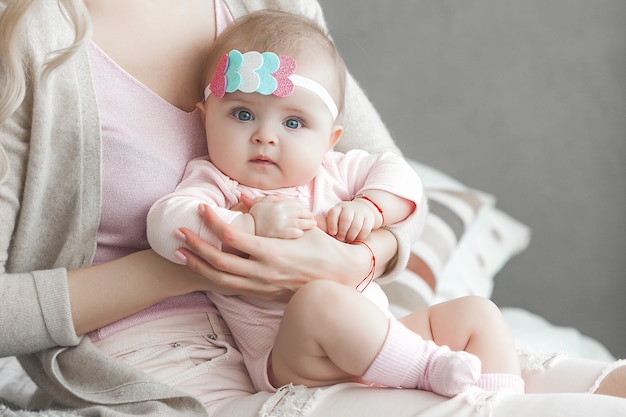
[384,160,531,317]
[501,307,615,361]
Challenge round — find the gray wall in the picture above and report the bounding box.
[319,0,626,358]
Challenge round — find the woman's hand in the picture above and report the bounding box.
[175,204,399,301]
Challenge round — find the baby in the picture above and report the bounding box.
[147,10,524,397]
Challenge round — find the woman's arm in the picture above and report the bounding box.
[66,249,213,336]
[66,209,398,337]
[0,250,221,357]
[176,204,398,299]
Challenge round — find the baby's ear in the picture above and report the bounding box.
[196,101,207,127]
[328,125,343,150]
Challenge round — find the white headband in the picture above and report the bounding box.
[204,50,339,120]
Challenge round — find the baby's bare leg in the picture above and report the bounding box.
[270,280,389,388]
[400,296,521,375]
[595,364,626,398]
[270,281,480,397]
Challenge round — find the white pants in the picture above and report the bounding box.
[92,312,255,410]
[89,312,626,417]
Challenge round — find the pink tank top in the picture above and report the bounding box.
[88,41,206,265]
[88,0,234,340]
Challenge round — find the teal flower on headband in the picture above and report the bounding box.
[210,50,296,98]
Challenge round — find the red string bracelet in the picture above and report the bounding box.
[352,240,376,293]
[352,194,384,225]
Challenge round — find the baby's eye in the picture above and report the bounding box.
[284,118,303,130]
[233,109,254,121]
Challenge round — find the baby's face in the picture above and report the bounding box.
[201,61,342,190]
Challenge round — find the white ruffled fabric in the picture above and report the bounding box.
[0,357,37,410]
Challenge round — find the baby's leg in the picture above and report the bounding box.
[269,280,390,388]
[401,296,524,392]
[269,280,480,396]
[595,364,626,397]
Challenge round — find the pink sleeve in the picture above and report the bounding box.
[330,150,424,227]
[146,158,242,262]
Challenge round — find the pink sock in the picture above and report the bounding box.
[475,373,525,393]
[362,319,481,397]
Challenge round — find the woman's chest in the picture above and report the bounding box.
[85,0,216,111]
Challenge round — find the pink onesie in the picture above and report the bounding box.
[147,149,423,391]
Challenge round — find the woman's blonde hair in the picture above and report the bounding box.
[0,0,91,123]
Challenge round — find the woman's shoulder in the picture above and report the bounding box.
[11,1,78,57]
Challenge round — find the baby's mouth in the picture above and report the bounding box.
[250,155,275,165]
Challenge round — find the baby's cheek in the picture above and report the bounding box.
[283,160,319,186]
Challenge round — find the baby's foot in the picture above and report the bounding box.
[424,349,481,397]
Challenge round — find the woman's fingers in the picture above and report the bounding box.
[179,224,266,280]
[177,205,299,299]
[197,204,280,262]
[192,203,287,273]
[178,240,292,300]
[177,204,381,301]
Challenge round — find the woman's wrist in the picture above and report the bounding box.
[351,240,376,292]
[367,228,399,277]
[340,228,398,288]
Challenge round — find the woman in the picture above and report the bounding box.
[0,0,417,414]
[0,1,624,416]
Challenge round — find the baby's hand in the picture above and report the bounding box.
[325,200,381,242]
[249,195,316,239]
